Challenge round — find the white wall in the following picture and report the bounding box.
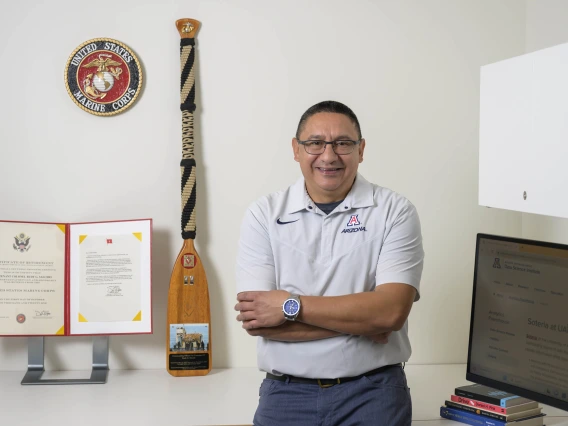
[0,0,525,371]
[523,0,568,245]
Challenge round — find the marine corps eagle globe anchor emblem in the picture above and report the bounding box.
[64,38,143,116]
[82,54,123,100]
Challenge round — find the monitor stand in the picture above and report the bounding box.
[21,336,109,385]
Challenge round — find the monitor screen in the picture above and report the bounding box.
[467,233,568,412]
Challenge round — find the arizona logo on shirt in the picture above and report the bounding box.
[346,215,361,226]
[342,215,366,234]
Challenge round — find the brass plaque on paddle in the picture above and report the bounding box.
[167,239,212,376]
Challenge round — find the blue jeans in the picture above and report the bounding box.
[253,365,412,426]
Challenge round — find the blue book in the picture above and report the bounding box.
[440,406,544,426]
[455,384,533,408]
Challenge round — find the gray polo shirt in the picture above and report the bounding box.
[236,173,424,378]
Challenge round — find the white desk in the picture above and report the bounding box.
[0,364,566,425]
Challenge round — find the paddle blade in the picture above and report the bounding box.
[166,239,212,376]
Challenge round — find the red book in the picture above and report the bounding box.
[451,394,539,415]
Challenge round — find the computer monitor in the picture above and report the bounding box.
[466,233,568,412]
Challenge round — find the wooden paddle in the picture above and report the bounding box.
[166,18,212,377]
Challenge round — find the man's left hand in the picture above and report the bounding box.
[235,290,289,329]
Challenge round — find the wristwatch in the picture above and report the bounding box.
[282,293,301,321]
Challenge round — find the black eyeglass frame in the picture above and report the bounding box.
[296,139,362,155]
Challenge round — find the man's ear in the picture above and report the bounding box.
[358,139,366,163]
[292,138,300,162]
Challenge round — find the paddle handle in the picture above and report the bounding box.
[177,19,200,240]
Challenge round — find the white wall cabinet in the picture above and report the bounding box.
[480,42,568,219]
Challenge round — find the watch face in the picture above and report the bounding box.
[283,299,300,315]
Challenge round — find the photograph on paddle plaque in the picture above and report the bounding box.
[169,323,209,352]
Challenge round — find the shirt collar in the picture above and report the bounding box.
[343,173,375,209]
[285,173,375,214]
[285,177,311,214]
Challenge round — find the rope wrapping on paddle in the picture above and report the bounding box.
[180,38,197,240]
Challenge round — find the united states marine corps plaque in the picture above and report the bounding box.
[64,38,143,116]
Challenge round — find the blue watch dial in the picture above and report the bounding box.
[284,299,299,315]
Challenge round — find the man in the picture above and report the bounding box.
[235,100,424,425]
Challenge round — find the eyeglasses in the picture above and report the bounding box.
[297,139,361,155]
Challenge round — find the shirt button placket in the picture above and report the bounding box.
[322,215,331,262]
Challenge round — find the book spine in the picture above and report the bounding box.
[451,395,507,414]
[440,406,505,426]
[445,400,506,421]
[455,389,519,407]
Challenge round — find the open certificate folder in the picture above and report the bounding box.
[0,219,152,336]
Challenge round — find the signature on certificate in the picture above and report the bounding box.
[107,285,122,295]
[34,310,51,317]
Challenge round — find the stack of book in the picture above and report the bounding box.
[440,384,545,426]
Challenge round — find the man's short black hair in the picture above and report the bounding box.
[295,100,362,140]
